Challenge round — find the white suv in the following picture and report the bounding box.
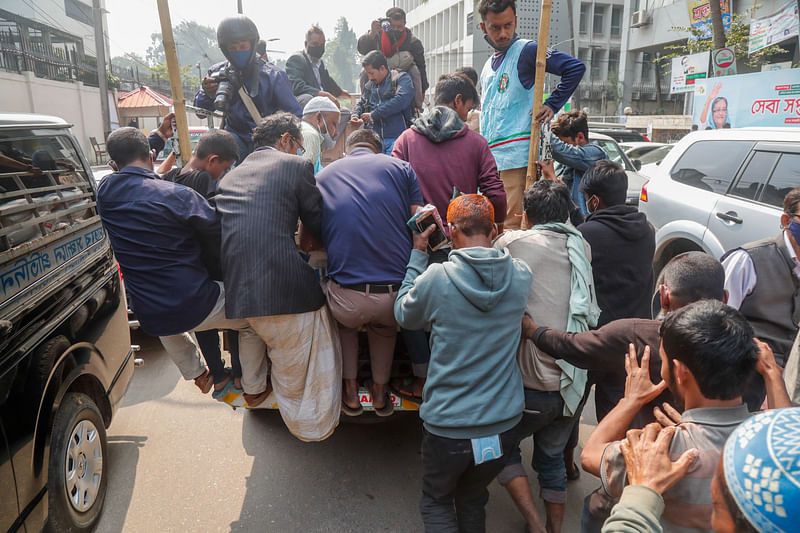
[639,127,800,276]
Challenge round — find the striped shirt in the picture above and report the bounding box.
[601,404,751,532]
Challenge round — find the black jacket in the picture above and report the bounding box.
[285,51,343,98]
[357,28,428,92]
[578,205,655,326]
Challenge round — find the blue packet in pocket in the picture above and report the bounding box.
[471,434,503,465]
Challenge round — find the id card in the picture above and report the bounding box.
[471,435,503,465]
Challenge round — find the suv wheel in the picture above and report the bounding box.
[47,392,108,532]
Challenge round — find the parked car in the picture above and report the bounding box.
[638,127,800,277]
[588,132,648,206]
[621,142,666,160]
[0,113,134,532]
[634,144,674,166]
[592,128,649,143]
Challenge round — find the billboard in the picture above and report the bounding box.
[712,47,737,76]
[748,1,800,54]
[670,51,711,94]
[692,70,800,129]
[687,0,732,40]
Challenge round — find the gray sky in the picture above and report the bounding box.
[106,0,392,60]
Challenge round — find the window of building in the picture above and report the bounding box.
[467,12,473,35]
[65,0,93,26]
[590,49,602,79]
[611,7,622,36]
[633,0,641,12]
[641,52,652,80]
[608,50,619,77]
[580,4,589,34]
[593,5,606,35]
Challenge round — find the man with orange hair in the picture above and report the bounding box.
[394,194,532,532]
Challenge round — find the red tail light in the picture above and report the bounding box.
[640,180,649,203]
[642,135,651,142]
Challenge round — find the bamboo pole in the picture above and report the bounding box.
[525,0,553,191]
[156,0,191,165]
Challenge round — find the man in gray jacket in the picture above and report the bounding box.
[214,112,341,442]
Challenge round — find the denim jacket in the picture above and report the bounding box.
[550,134,608,214]
[354,70,414,140]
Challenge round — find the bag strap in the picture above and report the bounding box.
[238,86,263,124]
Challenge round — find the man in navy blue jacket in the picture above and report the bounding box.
[352,51,414,154]
[194,16,301,159]
[477,0,585,230]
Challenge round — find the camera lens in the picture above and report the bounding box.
[214,80,232,112]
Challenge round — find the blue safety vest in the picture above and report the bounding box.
[480,39,535,171]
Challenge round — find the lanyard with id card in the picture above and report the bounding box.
[471,434,503,465]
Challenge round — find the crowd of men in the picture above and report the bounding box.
[96,0,800,532]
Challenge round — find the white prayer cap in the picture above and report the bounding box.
[303,96,340,116]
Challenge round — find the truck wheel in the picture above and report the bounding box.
[47,392,108,532]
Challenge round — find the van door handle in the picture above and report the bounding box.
[716,211,743,224]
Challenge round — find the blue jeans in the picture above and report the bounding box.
[568,174,589,216]
[496,389,577,503]
[382,137,397,155]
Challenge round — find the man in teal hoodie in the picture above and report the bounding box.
[394,194,532,532]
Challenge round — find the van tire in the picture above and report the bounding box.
[47,392,108,533]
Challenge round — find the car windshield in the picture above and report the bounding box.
[593,138,632,171]
[638,145,673,165]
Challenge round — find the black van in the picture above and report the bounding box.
[0,114,134,532]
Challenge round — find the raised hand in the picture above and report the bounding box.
[624,344,668,406]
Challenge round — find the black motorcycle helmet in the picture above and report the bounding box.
[217,15,259,67]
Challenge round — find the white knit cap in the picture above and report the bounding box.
[302,96,340,116]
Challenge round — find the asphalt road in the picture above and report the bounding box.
[96,332,600,533]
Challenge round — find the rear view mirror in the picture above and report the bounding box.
[633,159,642,171]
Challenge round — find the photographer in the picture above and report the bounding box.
[358,7,427,111]
[194,15,301,159]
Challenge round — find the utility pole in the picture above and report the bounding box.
[709,0,726,49]
[237,0,243,14]
[157,0,191,164]
[525,0,553,191]
[92,0,110,135]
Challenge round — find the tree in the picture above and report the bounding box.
[146,21,225,72]
[321,17,359,92]
[657,11,788,70]
[708,0,726,50]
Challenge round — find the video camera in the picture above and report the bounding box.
[209,66,242,113]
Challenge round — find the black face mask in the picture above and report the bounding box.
[389,29,404,40]
[307,44,325,59]
[483,32,516,54]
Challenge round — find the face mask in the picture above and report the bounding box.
[389,29,404,39]
[307,44,325,59]
[320,116,335,150]
[789,220,800,244]
[483,33,514,53]
[296,148,304,156]
[228,50,251,69]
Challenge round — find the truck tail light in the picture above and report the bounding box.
[640,180,649,203]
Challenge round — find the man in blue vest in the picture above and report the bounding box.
[478,0,585,230]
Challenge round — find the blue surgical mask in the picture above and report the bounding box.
[228,50,251,69]
[788,220,800,244]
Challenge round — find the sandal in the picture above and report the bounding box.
[374,392,394,417]
[212,376,237,401]
[193,369,213,394]
[390,377,423,403]
[341,399,363,417]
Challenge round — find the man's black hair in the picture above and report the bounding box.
[659,299,757,401]
[455,66,479,86]
[362,50,388,70]
[783,185,800,215]
[386,7,406,21]
[195,129,240,162]
[551,109,589,140]
[434,73,479,107]
[305,25,324,42]
[106,127,150,168]
[345,129,382,154]
[478,0,517,19]
[252,112,301,148]
[662,251,725,305]
[523,180,571,225]
[580,159,628,206]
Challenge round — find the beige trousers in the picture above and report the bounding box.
[500,166,527,231]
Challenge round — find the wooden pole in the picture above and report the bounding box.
[525,0,553,191]
[156,0,191,165]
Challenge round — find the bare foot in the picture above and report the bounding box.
[213,374,231,392]
[194,369,213,394]
[244,382,273,408]
[343,378,361,410]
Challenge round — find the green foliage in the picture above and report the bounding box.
[656,11,788,69]
[321,17,360,92]
[146,21,225,71]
